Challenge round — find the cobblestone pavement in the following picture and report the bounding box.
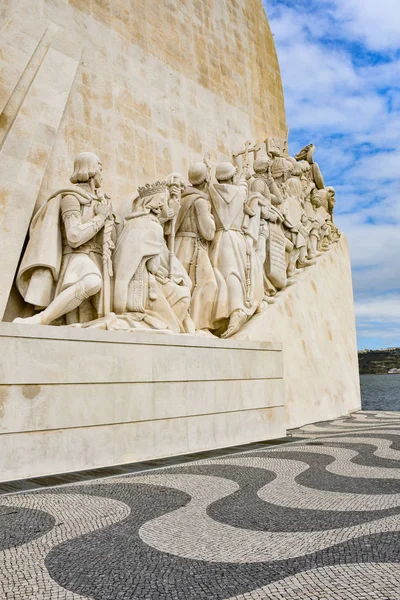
[1,410,400,599]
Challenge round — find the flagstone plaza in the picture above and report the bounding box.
[0,411,399,600]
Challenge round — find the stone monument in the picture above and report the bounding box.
[0,0,360,481]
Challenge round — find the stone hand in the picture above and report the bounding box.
[94,201,112,219]
[169,184,181,197]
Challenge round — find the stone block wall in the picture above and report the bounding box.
[1,0,287,208]
[0,324,284,480]
[235,236,361,428]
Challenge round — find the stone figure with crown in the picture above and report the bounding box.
[112,175,195,334]
[11,141,341,340]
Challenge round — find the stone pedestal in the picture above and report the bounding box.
[235,236,361,428]
[0,323,284,481]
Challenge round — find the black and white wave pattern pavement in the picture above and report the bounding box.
[1,410,400,599]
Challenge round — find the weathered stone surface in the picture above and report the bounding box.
[234,235,361,428]
[0,323,284,480]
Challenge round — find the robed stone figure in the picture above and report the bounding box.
[113,180,194,334]
[175,162,217,331]
[208,162,263,338]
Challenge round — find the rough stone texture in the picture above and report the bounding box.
[0,323,284,481]
[234,236,361,428]
[0,9,81,319]
[1,0,287,206]
[0,411,399,600]
[0,0,287,320]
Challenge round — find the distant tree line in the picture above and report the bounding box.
[358,348,400,374]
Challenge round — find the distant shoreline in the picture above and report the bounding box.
[359,348,400,375]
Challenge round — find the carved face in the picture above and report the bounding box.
[311,191,321,208]
[94,161,103,188]
[146,192,167,216]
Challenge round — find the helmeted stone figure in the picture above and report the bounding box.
[299,160,320,260]
[249,156,285,299]
[208,161,263,338]
[285,158,314,269]
[269,156,297,286]
[311,187,331,251]
[175,162,217,330]
[14,152,115,326]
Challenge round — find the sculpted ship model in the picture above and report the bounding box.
[13,141,340,339]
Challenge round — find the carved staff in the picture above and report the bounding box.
[233,141,260,174]
[166,173,182,280]
[100,193,114,317]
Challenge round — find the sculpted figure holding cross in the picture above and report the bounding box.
[208,161,264,338]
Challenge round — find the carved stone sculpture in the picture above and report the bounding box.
[326,186,341,242]
[11,138,341,340]
[175,162,217,331]
[249,156,283,299]
[295,143,325,190]
[285,158,315,269]
[14,152,115,326]
[208,162,263,338]
[270,157,302,283]
[310,188,331,252]
[113,178,195,334]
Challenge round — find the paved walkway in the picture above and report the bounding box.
[1,410,400,599]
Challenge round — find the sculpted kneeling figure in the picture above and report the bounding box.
[113,177,195,334]
[14,152,115,326]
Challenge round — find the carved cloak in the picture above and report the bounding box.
[16,188,92,309]
[113,210,191,333]
[209,181,263,327]
[113,213,165,315]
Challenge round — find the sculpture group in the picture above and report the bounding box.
[14,141,340,338]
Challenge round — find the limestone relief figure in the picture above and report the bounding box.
[175,160,217,331]
[269,156,298,285]
[247,156,283,301]
[285,158,316,269]
[208,161,264,338]
[11,139,341,339]
[112,177,194,334]
[296,144,340,255]
[14,152,116,326]
[295,143,325,190]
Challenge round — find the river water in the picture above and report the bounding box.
[360,374,400,411]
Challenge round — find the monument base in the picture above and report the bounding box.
[0,324,284,481]
[235,235,361,428]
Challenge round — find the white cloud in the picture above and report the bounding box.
[356,294,400,322]
[265,0,400,348]
[331,0,400,51]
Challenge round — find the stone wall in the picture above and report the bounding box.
[234,236,361,428]
[1,0,287,206]
[0,324,284,481]
[0,0,287,320]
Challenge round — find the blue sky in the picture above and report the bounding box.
[264,0,400,350]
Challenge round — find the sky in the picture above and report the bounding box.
[264,0,400,350]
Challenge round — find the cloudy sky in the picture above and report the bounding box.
[264,0,400,350]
